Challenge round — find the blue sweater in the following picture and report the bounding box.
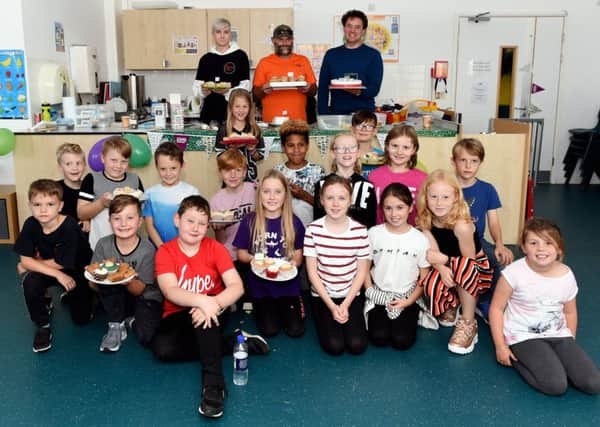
[317,44,384,115]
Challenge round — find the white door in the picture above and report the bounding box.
[454,15,564,181]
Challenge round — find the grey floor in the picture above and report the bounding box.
[1,184,599,426]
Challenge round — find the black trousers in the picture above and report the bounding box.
[151,310,228,387]
[254,296,305,338]
[367,303,419,350]
[311,294,368,356]
[22,270,92,327]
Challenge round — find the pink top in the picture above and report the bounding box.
[368,165,427,225]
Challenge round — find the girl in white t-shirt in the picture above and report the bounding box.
[489,218,600,396]
[364,183,430,350]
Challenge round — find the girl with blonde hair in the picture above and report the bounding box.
[234,169,306,338]
[416,169,492,355]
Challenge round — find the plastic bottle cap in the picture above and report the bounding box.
[236,334,246,343]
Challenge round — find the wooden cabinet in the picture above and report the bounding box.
[121,8,293,70]
[122,9,208,70]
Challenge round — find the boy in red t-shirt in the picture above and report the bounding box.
[152,195,267,419]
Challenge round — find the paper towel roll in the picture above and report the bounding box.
[62,97,76,120]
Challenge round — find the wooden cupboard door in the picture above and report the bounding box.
[122,10,166,69]
[249,8,293,68]
[164,9,208,69]
[206,9,251,61]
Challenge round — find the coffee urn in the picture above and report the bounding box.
[121,73,145,116]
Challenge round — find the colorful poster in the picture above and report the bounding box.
[333,15,400,62]
[0,50,28,119]
[173,36,199,55]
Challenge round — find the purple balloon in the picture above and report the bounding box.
[88,137,109,172]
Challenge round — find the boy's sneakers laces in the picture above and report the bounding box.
[198,385,225,418]
[33,326,52,353]
[234,329,270,355]
[437,305,459,327]
[99,322,127,352]
[448,318,478,355]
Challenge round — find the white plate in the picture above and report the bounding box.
[329,85,367,90]
[251,259,298,282]
[270,81,308,90]
[210,220,238,226]
[85,270,136,285]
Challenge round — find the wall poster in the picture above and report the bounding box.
[0,50,28,119]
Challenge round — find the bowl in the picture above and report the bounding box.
[317,115,353,130]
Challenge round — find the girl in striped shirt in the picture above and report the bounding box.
[416,169,493,355]
[304,174,370,355]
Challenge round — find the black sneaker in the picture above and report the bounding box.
[234,329,270,355]
[33,327,52,353]
[198,385,225,418]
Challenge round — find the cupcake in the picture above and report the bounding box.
[102,260,119,273]
[279,262,294,278]
[93,267,108,281]
[253,253,266,269]
[266,265,279,279]
[264,257,276,266]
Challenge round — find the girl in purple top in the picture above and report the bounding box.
[368,124,427,225]
[233,169,305,338]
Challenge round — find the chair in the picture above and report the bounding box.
[563,110,600,187]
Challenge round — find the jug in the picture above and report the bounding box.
[121,73,145,113]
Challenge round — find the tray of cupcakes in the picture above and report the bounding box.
[250,253,297,282]
[85,259,136,285]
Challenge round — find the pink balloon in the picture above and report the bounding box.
[88,137,109,172]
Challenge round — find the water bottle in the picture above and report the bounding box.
[233,335,248,386]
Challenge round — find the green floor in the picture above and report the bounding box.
[1,184,599,426]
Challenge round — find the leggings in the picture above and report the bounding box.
[510,337,600,396]
[254,296,305,338]
[367,303,419,350]
[151,310,228,387]
[311,295,368,356]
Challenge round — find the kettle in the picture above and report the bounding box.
[121,73,145,113]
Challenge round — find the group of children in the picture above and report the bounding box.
[14,91,600,418]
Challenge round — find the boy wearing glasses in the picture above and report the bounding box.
[351,110,383,179]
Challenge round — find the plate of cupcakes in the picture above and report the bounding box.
[250,253,297,282]
[85,259,136,285]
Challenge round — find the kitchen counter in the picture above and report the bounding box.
[14,127,529,244]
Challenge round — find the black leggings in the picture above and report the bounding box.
[311,295,368,356]
[22,271,93,327]
[150,310,228,387]
[254,296,305,338]
[510,337,600,396]
[367,303,418,350]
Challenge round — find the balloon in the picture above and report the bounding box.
[88,137,109,172]
[0,128,16,156]
[416,160,428,173]
[124,133,152,168]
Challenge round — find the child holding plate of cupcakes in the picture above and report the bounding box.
[233,169,305,338]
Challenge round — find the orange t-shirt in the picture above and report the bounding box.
[252,53,316,123]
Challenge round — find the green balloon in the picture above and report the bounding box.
[416,160,428,173]
[123,133,152,168]
[0,128,16,156]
